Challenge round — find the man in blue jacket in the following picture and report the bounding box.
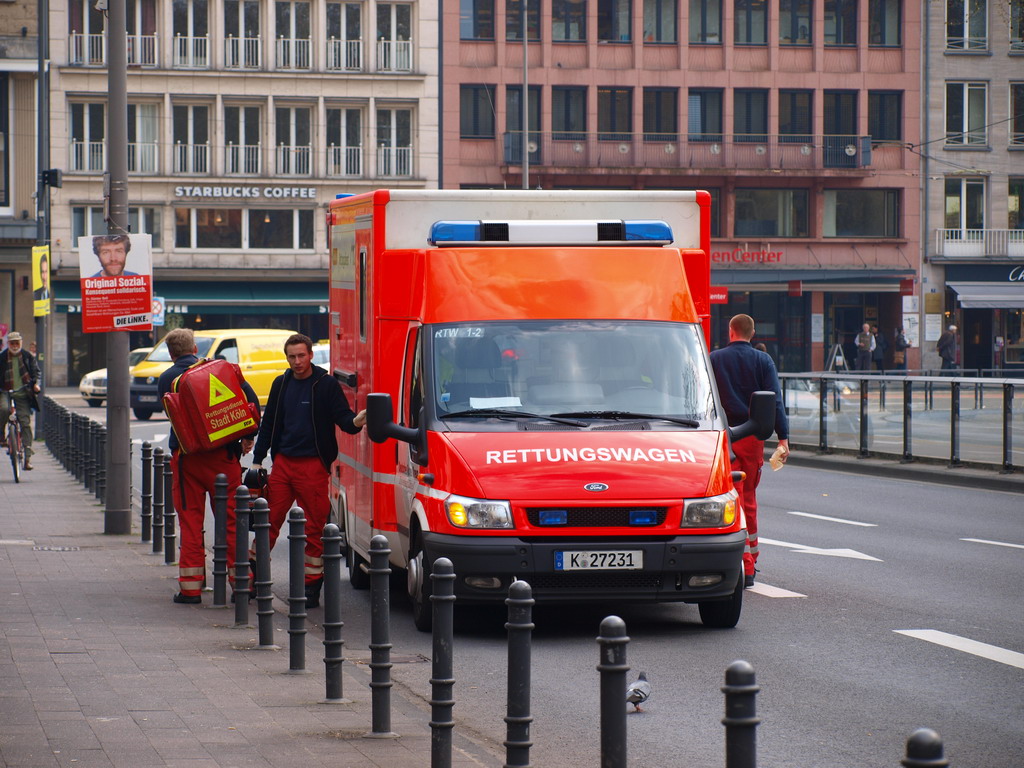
[252,333,366,607]
[710,314,789,588]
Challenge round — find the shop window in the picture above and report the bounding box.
[824,189,899,237]
[174,207,314,249]
[869,0,901,46]
[689,0,721,43]
[72,206,162,249]
[734,189,809,237]
[553,0,587,41]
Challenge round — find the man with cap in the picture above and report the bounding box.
[1,332,41,470]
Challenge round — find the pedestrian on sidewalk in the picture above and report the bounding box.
[1,331,41,470]
[893,326,909,370]
[158,328,260,604]
[855,323,875,371]
[251,333,365,608]
[937,324,958,373]
[871,324,887,373]
[710,314,790,588]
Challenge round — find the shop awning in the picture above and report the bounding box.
[948,282,1024,309]
[54,280,328,315]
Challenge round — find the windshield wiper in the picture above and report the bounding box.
[551,410,701,428]
[441,408,588,427]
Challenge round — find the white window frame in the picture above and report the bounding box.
[945,81,988,146]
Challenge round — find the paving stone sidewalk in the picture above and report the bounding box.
[0,448,501,768]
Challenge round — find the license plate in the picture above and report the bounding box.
[138,395,157,402]
[555,550,643,571]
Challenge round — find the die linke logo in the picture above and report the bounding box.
[208,374,237,407]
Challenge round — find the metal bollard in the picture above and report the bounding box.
[85,423,96,495]
[233,486,252,627]
[949,381,961,467]
[722,660,760,768]
[322,523,347,702]
[140,442,153,543]
[252,497,276,649]
[596,616,629,768]
[901,728,949,768]
[366,535,397,738]
[430,557,456,768]
[287,506,308,672]
[151,448,165,554]
[163,455,176,564]
[212,474,229,608]
[96,427,107,504]
[504,580,535,768]
[1002,383,1015,474]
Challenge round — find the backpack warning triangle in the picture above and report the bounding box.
[162,358,260,453]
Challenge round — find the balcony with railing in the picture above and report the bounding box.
[173,143,210,174]
[376,145,412,177]
[127,35,158,66]
[69,33,105,66]
[224,37,261,69]
[327,38,362,70]
[327,145,363,176]
[275,144,312,175]
[69,141,105,172]
[127,142,159,173]
[173,35,209,68]
[225,144,261,175]
[497,132,876,172]
[934,229,1024,258]
[377,39,412,71]
[275,37,311,69]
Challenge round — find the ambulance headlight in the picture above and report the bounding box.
[445,494,513,529]
[682,490,738,527]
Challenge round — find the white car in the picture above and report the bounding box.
[79,347,153,407]
[313,343,330,371]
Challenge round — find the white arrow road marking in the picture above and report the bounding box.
[759,537,883,561]
[787,511,877,527]
[894,630,1024,670]
[961,538,1024,550]
[748,583,807,598]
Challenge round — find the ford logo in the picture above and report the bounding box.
[584,482,609,492]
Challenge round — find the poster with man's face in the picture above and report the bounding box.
[77,234,153,333]
[32,245,51,317]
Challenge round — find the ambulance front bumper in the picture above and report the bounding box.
[419,530,745,604]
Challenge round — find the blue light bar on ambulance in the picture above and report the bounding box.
[427,219,673,246]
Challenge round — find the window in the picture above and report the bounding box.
[126,104,159,174]
[249,209,315,248]
[276,1,311,68]
[734,89,768,142]
[598,87,632,139]
[327,3,362,69]
[552,86,586,139]
[688,89,722,141]
[173,105,209,174]
[735,0,767,44]
[734,189,809,237]
[73,206,163,249]
[507,0,541,41]
[461,85,497,138]
[868,0,901,46]
[946,0,987,50]
[779,90,812,142]
[945,82,987,146]
[225,105,261,174]
[824,189,899,237]
[780,0,811,45]
[598,0,632,42]
[868,91,902,142]
[824,0,857,45]
[644,88,678,141]
[173,0,210,67]
[644,0,677,43]
[0,74,8,208]
[1008,178,1023,230]
[377,108,413,176]
[689,0,721,42]
[69,0,108,64]
[552,0,586,41]
[175,208,313,249]
[1011,83,1024,146]
[461,0,495,39]
[275,106,312,175]
[326,107,363,175]
[70,102,105,172]
[944,177,985,231]
[225,0,261,68]
[824,90,858,166]
[1013,0,1024,50]
[708,188,721,237]
[507,86,541,163]
[126,0,158,65]
[377,3,412,71]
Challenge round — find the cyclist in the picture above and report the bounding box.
[1,332,41,470]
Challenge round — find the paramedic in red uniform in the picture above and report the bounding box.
[251,333,366,608]
[159,327,260,604]
[710,314,789,588]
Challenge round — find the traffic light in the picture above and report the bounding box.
[42,168,63,188]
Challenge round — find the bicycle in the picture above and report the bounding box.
[3,385,28,483]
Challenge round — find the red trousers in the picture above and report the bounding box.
[171,449,241,597]
[265,454,329,584]
[731,437,764,577]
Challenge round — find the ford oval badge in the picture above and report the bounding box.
[584,482,609,492]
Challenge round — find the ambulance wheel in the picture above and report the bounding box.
[347,543,370,590]
[408,535,433,632]
[697,572,743,629]
[133,408,154,421]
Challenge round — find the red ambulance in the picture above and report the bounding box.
[327,190,773,630]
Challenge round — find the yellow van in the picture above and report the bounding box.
[129,328,296,420]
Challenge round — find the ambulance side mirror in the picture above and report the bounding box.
[365,393,429,466]
[727,390,777,443]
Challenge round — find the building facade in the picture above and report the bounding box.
[446,0,922,371]
[47,0,439,385]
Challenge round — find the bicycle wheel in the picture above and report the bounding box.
[8,423,20,483]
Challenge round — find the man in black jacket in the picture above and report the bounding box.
[1,332,41,470]
[252,333,365,607]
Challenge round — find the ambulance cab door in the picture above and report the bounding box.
[394,325,423,556]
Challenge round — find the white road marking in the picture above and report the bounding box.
[960,538,1024,550]
[0,539,35,546]
[759,537,883,561]
[894,630,1024,670]
[787,511,877,527]
[748,583,807,598]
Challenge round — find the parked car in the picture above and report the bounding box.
[312,343,329,371]
[79,347,153,407]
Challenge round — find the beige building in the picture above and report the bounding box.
[47,0,439,385]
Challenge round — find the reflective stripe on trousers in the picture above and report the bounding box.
[265,454,330,584]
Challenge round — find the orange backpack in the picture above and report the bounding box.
[162,358,260,453]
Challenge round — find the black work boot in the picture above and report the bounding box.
[305,578,324,608]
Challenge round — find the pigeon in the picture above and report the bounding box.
[626,671,651,712]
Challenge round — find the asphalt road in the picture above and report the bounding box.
[53,392,1024,767]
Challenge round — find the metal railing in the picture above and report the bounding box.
[127,142,159,173]
[376,145,413,177]
[173,142,210,174]
[173,35,209,68]
[275,37,311,69]
[69,140,105,172]
[69,33,105,65]
[224,36,262,69]
[326,38,362,70]
[377,39,412,71]
[275,144,312,175]
[933,228,1024,258]
[127,34,158,66]
[225,143,261,175]
[327,144,363,176]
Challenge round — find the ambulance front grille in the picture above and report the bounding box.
[524,507,669,527]
[528,572,663,591]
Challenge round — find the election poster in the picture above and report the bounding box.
[77,233,153,333]
[32,245,52,317]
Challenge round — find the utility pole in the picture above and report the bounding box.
[35,0,50,437]
[105,0,132,534]
[521,0,529,190]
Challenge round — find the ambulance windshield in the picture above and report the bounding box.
[431,321,716,425]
